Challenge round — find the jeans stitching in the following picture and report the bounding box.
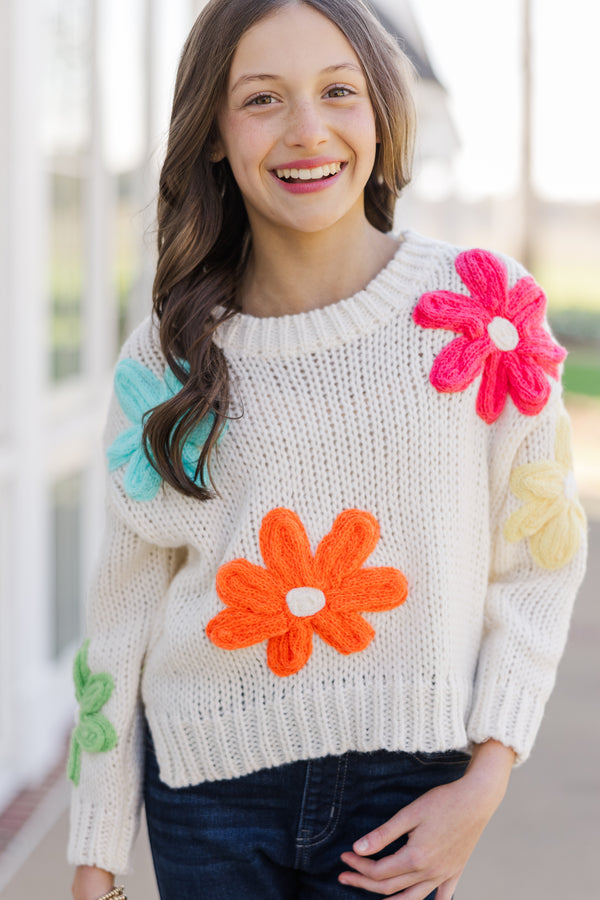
[295,753,350,867]
[294,760,313,868]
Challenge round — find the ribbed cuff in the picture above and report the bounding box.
[67,791,141,876]
[466,677,548,765]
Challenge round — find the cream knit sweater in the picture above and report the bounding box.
[68,230,587,874]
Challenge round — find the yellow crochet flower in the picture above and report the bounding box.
[504,414,586,570]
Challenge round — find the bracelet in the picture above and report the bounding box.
[97,888,127,900]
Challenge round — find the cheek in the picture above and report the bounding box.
[224,118,278,179]
[336,108,378,162]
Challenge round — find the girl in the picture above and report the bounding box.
[68,1,587,898]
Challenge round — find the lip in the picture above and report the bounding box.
[271,156,346,170]
[270,163,345,194]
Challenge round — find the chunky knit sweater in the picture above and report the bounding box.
[68,230,587,874]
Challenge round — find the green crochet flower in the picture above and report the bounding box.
[67,640,117,786]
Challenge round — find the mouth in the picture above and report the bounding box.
[273,161,346,183]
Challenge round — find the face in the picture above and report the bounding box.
[215,2,379,241]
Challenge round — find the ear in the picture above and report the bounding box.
[210,140,226,163]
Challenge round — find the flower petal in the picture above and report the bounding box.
[504,496,564,542]
[455,249,508,314]
[506,276,547,330]
[504,354,552,417]
[313,509,380,585]
[114,359,168,424]
[216,558,285,614]
[75,714,117,754]
[413,291,489,338]
[73,640,91,703]
[106,427,141,472]
[259,508,314,589]
[80,673,114,715]
[515,333,566,378]
[328,567,408,612]
[510,462,565,501]
[528,504,585,570]
[313,608,375,654]
[123,450,162,502]
[267,621,313,677]
[429,335,490,393]
[476,352,509,423]
[207,605,289,650]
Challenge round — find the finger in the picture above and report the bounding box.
[338,868,437,899]
[340,849,418,882]
[391,882,440,900]
[339,857,421,893]
[435,875,460,900]
[353,807,415,855]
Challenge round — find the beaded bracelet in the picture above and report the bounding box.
[96,888,126,900]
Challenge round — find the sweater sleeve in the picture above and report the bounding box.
[68,316,181,873]
[466,385,587,764]
[67,498,180,874]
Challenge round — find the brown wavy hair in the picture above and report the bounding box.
[144,0,416,500]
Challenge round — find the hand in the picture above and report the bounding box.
[72,864,115,900]
[339,740,515,900]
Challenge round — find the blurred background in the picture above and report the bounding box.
[0,0,597,897]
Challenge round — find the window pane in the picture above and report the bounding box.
[51,472,83,658]
[50,171,84,380]
[43,0,92,382]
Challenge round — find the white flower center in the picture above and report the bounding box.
[487,316,520,351]
[285,586,326,618]
[564,470,577,501]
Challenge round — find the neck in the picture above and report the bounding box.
[239,218,401,318]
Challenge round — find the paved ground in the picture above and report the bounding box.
[2,522,598,899]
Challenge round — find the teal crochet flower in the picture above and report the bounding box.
[106,358,221,502]
[67,640,117,786]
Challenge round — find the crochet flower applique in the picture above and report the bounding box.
[106,358,223,502]
[206,508,408,677]
[413,249,566,424]
[504,414,586,570]
[67,640,117,786]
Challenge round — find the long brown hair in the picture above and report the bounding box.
[144,0,416,500]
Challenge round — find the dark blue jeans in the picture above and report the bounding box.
[144,727,470,899]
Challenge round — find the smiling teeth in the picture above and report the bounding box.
[275,162,343,181]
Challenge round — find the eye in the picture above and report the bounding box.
[245,93,278,106]
[325,85,355,99]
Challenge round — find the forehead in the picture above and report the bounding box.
[228,4,362,86]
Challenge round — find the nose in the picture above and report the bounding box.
[284,98,328,150]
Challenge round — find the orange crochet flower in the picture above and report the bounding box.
[206,508,408,677]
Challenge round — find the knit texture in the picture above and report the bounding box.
[67,641,117,786]
[207,507,408,676]
[504,414,586,569]
[67,230,586,874]
[413,248,566,422]
[106,358,221,501]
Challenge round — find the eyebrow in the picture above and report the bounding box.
[230,62,363,93]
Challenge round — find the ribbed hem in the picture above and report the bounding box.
[67,793,142,876]
[213,230,436,357]
[467,677,548,765]
[147,674,473,788]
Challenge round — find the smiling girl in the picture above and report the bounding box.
[68,2,586,899]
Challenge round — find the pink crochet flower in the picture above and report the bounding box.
[413,250,566,423]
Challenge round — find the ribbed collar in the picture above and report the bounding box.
[213,230,433,358]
